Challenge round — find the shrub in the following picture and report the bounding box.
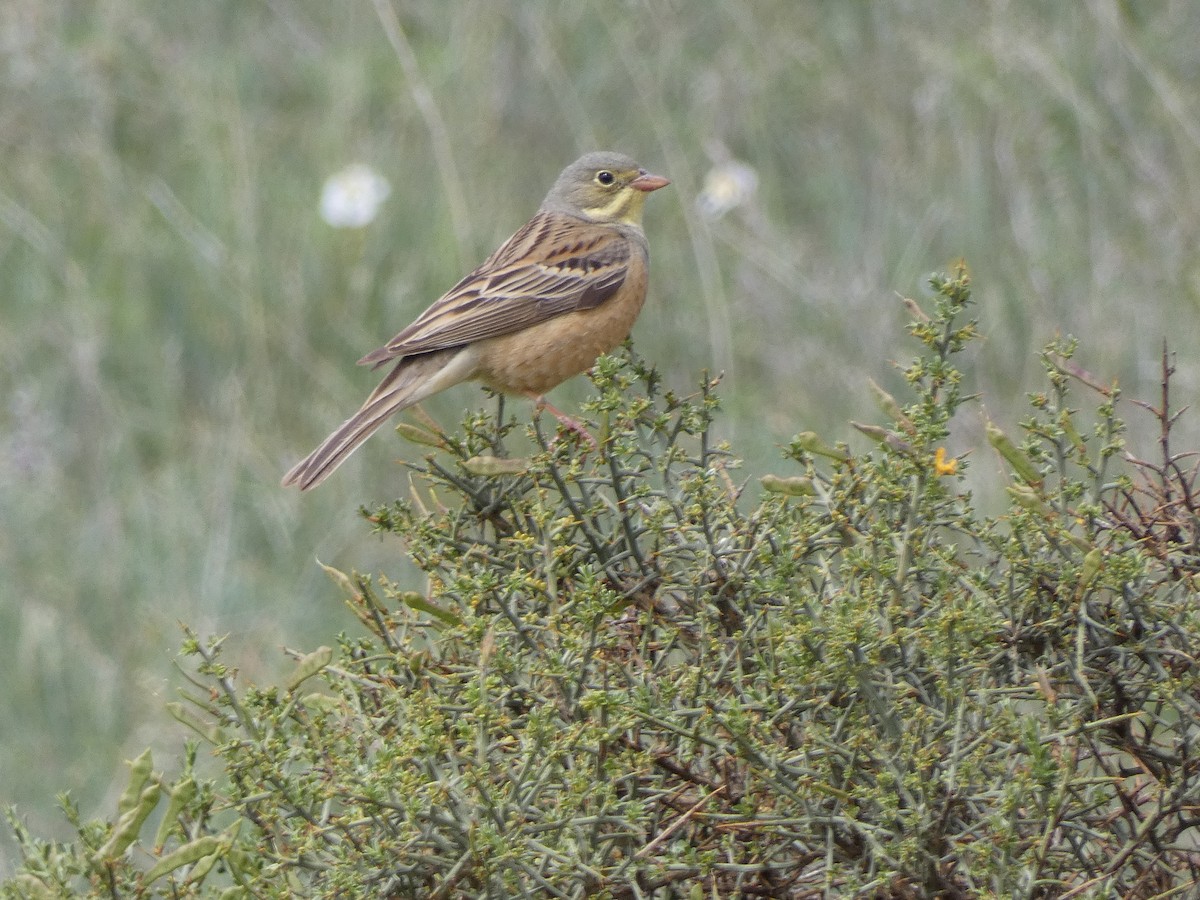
[6,268,1200,897]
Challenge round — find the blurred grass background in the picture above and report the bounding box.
[4,0,1200,869]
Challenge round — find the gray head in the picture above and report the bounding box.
[541,151,670,225]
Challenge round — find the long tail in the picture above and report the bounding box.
[282,348,475,490]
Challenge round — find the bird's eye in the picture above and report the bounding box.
[596,170,615,185]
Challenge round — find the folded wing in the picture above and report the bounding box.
[359,211,631,368]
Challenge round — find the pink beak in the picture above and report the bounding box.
[630,170,671,192]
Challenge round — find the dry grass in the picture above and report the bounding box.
[3,0,1200,868]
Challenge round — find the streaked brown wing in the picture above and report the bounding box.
[359,212,631,368]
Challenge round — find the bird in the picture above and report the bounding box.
[282,151,670,490]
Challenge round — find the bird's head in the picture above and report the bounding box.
[543,151,670,227]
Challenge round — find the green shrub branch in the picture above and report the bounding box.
[6,267,1200,898]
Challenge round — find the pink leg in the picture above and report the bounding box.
[527,393,598,450]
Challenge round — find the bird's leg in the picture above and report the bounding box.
[527,393,598,451]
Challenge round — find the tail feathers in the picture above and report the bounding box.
[282,348,474,490]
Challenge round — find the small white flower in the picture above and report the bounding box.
[319,163,391,228]
[695,159,758,221]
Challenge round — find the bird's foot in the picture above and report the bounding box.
[529,394,598,451]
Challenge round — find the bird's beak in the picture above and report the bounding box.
[630,170,671,192]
